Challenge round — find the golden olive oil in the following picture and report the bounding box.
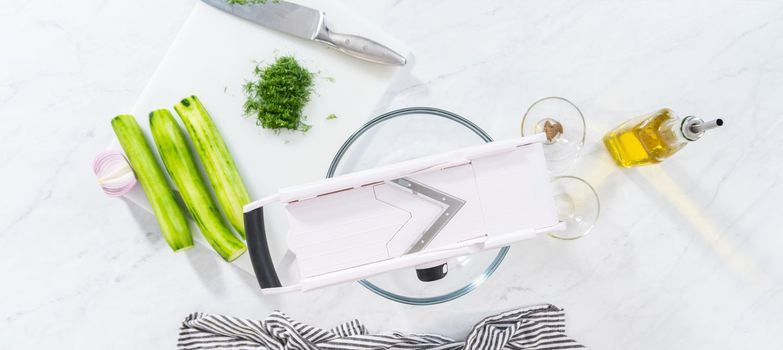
[603,109,723,168]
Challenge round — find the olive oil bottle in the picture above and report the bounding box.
[603,108,723,168]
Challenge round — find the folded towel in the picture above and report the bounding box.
[178,304,585,349]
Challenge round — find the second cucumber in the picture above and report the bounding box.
[150,109,247,262]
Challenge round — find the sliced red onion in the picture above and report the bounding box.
[93,150,137,197]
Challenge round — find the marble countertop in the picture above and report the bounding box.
[2,0,782,348]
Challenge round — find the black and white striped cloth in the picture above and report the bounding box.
[177,304,585,349]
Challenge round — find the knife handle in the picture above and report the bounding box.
[316,26,406,66]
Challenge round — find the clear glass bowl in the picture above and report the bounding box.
[326,107,508,305]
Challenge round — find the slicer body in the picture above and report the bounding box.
[243,134,563,294]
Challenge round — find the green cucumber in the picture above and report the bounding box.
[174,95,250,239]
[149,109,247,262]
[111,114,193,251]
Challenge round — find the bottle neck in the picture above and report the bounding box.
[660,117,689,147]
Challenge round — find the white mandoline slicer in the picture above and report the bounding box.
[243,133,565,294]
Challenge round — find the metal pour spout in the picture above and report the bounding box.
[682,117,724,141]
[691,118,724,133]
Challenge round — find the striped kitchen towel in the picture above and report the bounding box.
[177,304,584,349]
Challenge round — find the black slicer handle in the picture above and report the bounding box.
[416,263,449,282]
[244,206,282,289]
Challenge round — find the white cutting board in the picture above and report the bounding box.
[114,1,406,274]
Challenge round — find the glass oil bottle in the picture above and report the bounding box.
[603,108,723,168]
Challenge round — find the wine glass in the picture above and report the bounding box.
[548,176,600,240]
[521,97,585,174]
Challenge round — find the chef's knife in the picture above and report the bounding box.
[201,0,407,66]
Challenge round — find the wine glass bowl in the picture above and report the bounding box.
[521,97,586,174]
[548,176,600,240]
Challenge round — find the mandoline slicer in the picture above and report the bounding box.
[243,133,565,294]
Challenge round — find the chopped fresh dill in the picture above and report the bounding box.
[243,56,315,132]
[326,114,338,120]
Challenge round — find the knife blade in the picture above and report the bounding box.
[201,0,406,66]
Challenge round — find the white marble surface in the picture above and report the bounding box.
[2,0,783,348]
